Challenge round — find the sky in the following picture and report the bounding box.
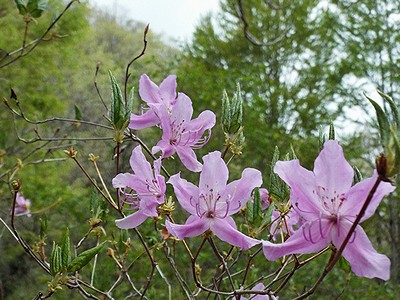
[88,0,220,42]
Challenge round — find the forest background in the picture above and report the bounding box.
[0,0,399,299]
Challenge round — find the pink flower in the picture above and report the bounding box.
[262,140,395,280]
[113,146,166,229]
[151,94,216,172]
[165,151,262,250]
[129,74,179,130]
[14,193,31,217]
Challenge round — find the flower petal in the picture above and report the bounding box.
[171,93,193,124]
[274,160,321,217]
[210,217,260,250]
[112,173,135,188]
[343,171,395,222]
[138,196,160,216]
[129,146,152,179]
[176,146,202,172]
[159,75,177,105]
[184,110,216,139]
[129,110,160,130]
[314,140,354,196]
[199,151,228,193]
[168,173,199,215]
[166,215,209,239]
[115,211,149,229]
[223,168,262,215]
[332,220,390,280]
[262,220,330,260]
[139,74,161,104]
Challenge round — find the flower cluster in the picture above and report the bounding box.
[113,74,395,283]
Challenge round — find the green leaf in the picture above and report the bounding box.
[27,0,48,18]
[329,120,335,140]
[246,198,254,224]
[221,84,243,134]
[14,0,27,15]
[264,202,275,225]
[269,146,290,203]
[67,241,107,273]
[377,90,399,127]
[109,71,125,129]
[61,227,71,268]
[318,125,326,151]
[252,187,262,225]
[365,93,390,146]
[352,166,363,184]
[50,241,62,276]
[74,104,83,121]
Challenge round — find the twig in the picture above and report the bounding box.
[124,24,149,103]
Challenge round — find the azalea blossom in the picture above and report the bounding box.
[129,74,180,130]
[151,94,216,172]
[14,192,31,217]
[262,140,395,280]
[113,146,166,229]
[165,151,262,250]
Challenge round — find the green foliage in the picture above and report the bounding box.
[67,241,106,273]
[246,187,262,225]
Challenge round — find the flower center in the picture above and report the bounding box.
[190,186,236,219]
[317,185,346,216]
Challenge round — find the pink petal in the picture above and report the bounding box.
[159,75,177,105]
[171,94,193,125]
[129,146,152,179]
[185,110,216,139]
[152,141,175,159]
[115,211,149,229]
[210,217,260,250]
[262,220,331,260]
[138,196,160,216]
[176,146,202,172]
[274,160,321,217]
[224,168,262,215]
[332,220,390,280]
[112,173,135,188]
[165,215,209,239]
[314,140,354,196]
[139,74,161,104]
[343,171,395,222]
[129,110,159,130]
[199,151,228,192]
[168,173,199,215]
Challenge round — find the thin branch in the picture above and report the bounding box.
[124,24,149,103]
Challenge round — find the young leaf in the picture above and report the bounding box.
[27,0,48,18]
[352,166,363,184]
[14,0,27,15]
[377,90,399,127]
[109,71,124,129]
[365,93,390,146]
[252,187,262,225]
[74,104,83,121]
[262,202,275,225]
[50,242,62,276]
[67,241,107,273]
[246,199,254,224]
[61,227,71,268]
[329,120,335,140]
